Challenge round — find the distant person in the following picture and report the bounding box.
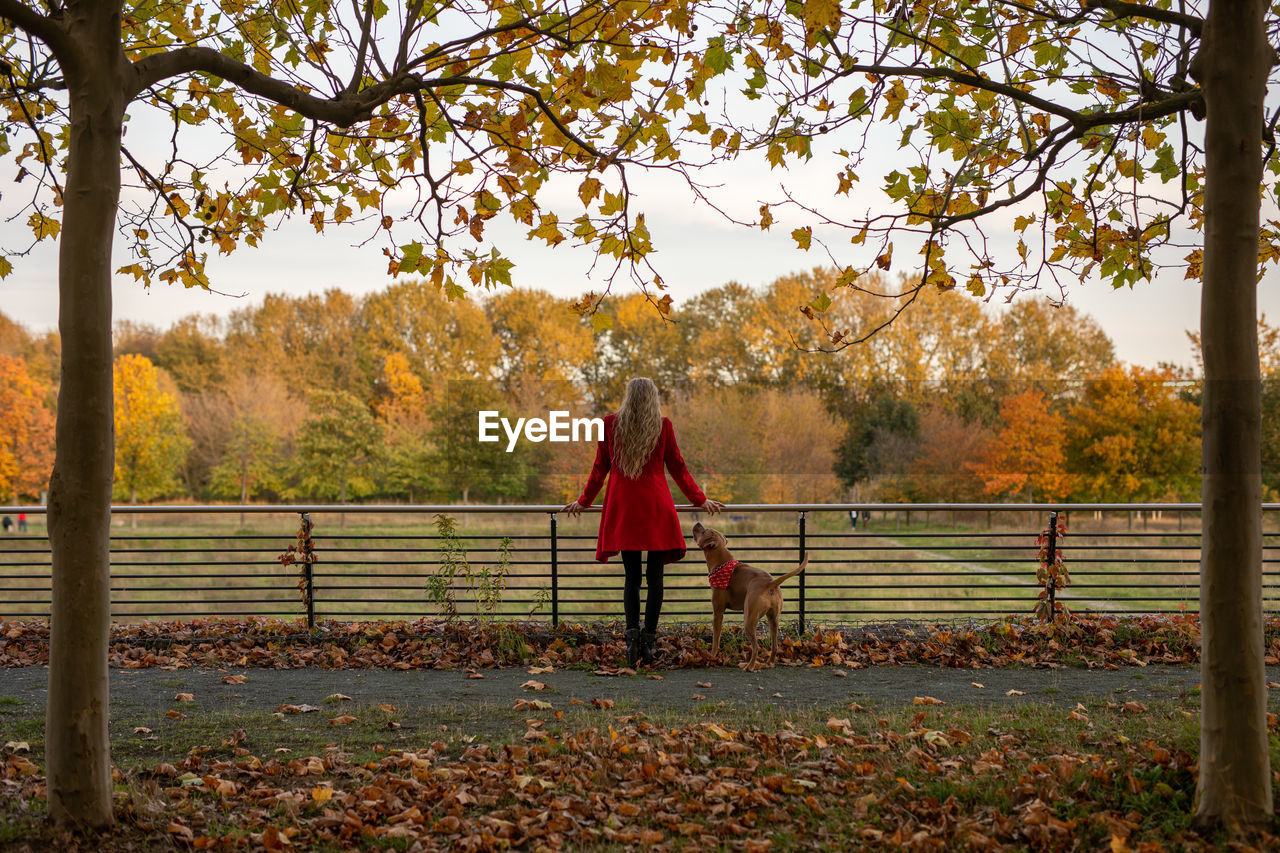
[1,516,11,534]
[563,377,724,668]
[16,513,26,533]
[849,509,858,530]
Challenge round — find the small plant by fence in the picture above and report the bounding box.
[2,503,1279,627]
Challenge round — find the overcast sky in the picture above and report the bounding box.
[0,149,1272,371]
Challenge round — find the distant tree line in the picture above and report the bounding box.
[0,267,1258,507]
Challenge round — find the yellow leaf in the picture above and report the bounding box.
[311,786,334,803]
[27,211,60,241]
[578,177,602,206]
[1007,23,1029,52]
[792,226,812,250]
[802,0,841,32]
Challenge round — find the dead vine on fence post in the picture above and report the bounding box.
[278,512,317,629]
[1034,511,1069,624]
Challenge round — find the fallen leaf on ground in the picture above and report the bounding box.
[174,692,194,702]
[167,822,194,843]
[327,693,352,701]
[913,696,945,705]
[329,715,357,726]
[514,699,552,711]
[521,680,547,691]
[1005,689,1026,697]
[221,675,247,685]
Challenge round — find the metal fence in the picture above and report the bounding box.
[2,503,1279,626]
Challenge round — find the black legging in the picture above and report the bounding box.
[621,550,665,632]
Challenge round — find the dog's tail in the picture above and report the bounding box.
[768,552,808,591]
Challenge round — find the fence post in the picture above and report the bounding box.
[301,512,316,630]
[1046,510,1058,621]
[549,513,559,627]
[797,511,807,634]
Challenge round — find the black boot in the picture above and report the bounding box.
[639,629,661,667]
[624,628,641,668]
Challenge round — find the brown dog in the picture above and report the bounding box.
[691,522,808,671]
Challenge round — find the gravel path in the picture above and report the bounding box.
[0,662,1240,717]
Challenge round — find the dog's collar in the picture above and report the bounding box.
[707,559,738,590]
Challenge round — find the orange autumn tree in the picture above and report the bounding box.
[971,390,1073,502]
[1066,366,1201,502]
[0,355,55,502]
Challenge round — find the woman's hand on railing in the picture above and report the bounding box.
[562,500,585,519]
[701,499,725,515]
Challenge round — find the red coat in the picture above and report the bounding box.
[576,414,706,563]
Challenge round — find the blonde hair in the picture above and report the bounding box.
[613,377,663,479]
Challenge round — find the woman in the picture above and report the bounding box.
[564,377,723,667]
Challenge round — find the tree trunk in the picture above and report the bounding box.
[45,6,128,828]
[1192,0,1273,829]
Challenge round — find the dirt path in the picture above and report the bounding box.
[0,662,1237,719]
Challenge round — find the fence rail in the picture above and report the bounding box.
[2,503,1279,627]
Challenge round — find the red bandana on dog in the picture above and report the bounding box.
[707,559,739,589]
